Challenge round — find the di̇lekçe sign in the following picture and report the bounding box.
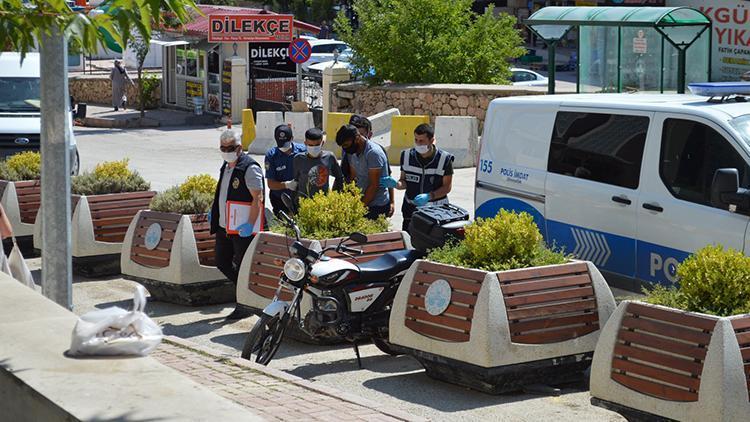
[209,14,293,43]
[222,60,232,117]
[249,42,296,78]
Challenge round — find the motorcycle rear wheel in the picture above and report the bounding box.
[242,314,288,365]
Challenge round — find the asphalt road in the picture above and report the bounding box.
[43,125,625,421]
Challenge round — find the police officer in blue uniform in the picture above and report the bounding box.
[264,124,306,216]
[381,123,454,231]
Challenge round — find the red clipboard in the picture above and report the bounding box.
[225,200,263,235]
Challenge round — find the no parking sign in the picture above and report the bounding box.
[288,39,312,64]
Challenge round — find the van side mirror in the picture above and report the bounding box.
[711,168,750,213]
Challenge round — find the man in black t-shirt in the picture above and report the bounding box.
[291,128,344,201]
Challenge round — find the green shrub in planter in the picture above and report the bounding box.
[427,209,567,271]
[272,183,389,239]
[150,174,217,215]
[643,245,750,316]
[0,151,41,181]
[72,159,151,195]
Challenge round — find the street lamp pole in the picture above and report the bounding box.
[40,26,73,309]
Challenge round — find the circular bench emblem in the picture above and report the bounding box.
[425,279,452,316]
[144,223,162,250]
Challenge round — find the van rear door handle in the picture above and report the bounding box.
[643,203,664,213]
[611,195,632,205]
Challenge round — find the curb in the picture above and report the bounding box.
[164,336,425,422]
[83,116,160,129]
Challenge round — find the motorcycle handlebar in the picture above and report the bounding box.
[340,245,363,255]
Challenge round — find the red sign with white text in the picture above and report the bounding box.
[208,14,294,43]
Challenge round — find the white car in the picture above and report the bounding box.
[510,68,548,87]
[302,40,349,71]
[0,52,79,175]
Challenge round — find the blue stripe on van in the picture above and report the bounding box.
[476,199,689,286]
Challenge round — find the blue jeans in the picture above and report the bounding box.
[366,203,389,220]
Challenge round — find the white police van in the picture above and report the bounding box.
[475,86,750,290]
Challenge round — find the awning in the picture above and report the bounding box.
[150,40,190,47]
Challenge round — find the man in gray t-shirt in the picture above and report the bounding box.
[336,125,390,219]
[291,128,344,201]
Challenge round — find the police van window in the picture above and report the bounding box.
[547,112,648,189]
[660,118,750,208]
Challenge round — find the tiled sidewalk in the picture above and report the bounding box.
[153,336,423,422]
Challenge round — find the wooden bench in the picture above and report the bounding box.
[320,232,407,264]
[130,211,181,269]
[499,262,599,345]
[247,232,297,301]
[404,261,485,343]
[13,180,41,224]
[732,315,750,401]
[610,302,718,402]
[88,191,156,243]
[190,214,215,267]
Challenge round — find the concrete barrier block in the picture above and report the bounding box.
[370,108,401,140]
[241,108,256,150]
[386,115,429,165]
[435,116,478,168]
[248,111,284,155]
[121,211,229,306]
[323,112,352,158]
[590,301,750,422]
[390,260,615,393]
[284,112,315,137]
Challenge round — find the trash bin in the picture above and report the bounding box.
[193,97,205,116]
[408,204,470,252]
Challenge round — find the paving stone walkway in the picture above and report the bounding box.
[153,336,423,422]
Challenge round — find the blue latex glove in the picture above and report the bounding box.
[380,176,398,189]
[237,223,254,238]
[207,209,212,222]
[413,193,430,207]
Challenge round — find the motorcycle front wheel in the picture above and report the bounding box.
[241,313,288,365]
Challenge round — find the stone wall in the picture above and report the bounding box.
[69,73,161,108]
[332,82,573,130]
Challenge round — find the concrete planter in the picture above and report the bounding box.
[35,191,156,277]
[390,260,616,394]
[0,180,42,255]
[236,230,413,313]
[590,301,750,421]
[121,210,228,306]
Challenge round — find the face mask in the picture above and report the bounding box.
[307,145,322,157]
[415,144,430,155]
[278,142,291,152]
[222,151,238,163]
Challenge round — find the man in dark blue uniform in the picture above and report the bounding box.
[381,123,454,231]
[264,124,306,216]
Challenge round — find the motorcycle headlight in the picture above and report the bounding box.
[283,258,306,282]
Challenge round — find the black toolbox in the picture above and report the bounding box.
[408,204,470,252]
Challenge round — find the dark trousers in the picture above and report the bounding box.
[401,202,417,232]
[366,203,390,220]
[215,227,253,284]
[270,192,292,217]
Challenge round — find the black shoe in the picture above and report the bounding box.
[114,107,119,111]
[225,306,252,321]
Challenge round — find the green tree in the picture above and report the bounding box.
[334,0,525,84]
[0,0,199,56]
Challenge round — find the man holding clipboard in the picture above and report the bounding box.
[209,130,265,320]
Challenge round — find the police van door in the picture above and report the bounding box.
[636,114,750,285]
[545,109,652,279]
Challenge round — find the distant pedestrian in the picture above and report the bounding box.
[109,59,134,111]
[210,130,265,320]
[264,124,306,217]
[380,123,454,231]
[292,128,344,201]
[318,20,331,39]
[336,124,390,219]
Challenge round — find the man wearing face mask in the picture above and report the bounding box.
[348,114,395,217]
[210,129,265,320]
[336,124,391,219]
[292,128,344,200]
[264,124,306,217]
[381,123,454,231]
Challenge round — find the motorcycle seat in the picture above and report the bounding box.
[356,249,424,283]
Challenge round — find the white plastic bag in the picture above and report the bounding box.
[70,285,163,356]
[8,239,35,289]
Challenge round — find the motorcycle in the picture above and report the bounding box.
[241,195,423,366]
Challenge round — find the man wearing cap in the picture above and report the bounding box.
[335,124,391,219]
[381,123,454,231]
[348,114,395,217]
[292,128,344,200]
[210,129,265,320]
[264,124,306,216]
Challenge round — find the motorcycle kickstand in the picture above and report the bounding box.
[352,341,363,369]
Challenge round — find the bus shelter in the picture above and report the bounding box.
[524,7,711,94]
